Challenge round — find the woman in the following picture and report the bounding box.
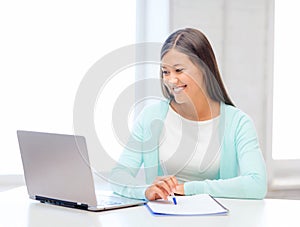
[111,28,267,201]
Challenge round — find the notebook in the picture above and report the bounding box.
[17,130,145,211]
[146,194,229,216]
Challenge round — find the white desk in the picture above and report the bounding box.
[1,187,299,227]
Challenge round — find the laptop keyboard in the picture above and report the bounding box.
[96,195,123,206]
[99,199,122,206]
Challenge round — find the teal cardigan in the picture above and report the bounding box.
[110,100,267,200]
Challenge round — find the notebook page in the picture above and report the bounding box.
[146,194,228,216]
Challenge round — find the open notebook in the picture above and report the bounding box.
[146,194,229,216]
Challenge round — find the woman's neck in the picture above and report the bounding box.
[170,99,220,121]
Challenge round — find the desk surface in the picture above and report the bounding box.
[1,187,299,227]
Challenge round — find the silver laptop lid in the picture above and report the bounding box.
[17,130,98,208]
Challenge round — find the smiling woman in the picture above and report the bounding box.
[110,28,267,201]
[0,0,136,176]
[159,28,234,125]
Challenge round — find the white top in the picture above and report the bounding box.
[159,106,221,183]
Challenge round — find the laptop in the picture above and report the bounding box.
[17,130,146,211]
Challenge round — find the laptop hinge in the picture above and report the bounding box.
[35,195,88,210]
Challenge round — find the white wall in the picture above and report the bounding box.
[0,0,136,184]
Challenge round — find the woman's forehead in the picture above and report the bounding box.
[161,49,191,67]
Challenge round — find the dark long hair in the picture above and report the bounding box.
[160,28,235,107]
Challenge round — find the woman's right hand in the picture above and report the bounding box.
[145,176,178,201]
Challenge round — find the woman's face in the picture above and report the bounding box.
[161,49,206,105]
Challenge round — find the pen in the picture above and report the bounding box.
[160,160,177,205]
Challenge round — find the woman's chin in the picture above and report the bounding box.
[173,96,188,105]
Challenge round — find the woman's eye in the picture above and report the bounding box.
[162,70,169,75]
[175,68,184,73]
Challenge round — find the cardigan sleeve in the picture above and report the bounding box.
[184,113,268,199]
[110,101,169,200]
[109,110,149,200]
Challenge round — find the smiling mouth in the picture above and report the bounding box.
[173,85,187,94]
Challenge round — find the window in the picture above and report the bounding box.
[271,0,300,188]
[273,0,300,160]
[0,0,136,175]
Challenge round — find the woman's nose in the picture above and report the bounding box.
[166,73,178,84]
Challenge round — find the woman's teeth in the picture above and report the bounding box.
[173,85,186,93]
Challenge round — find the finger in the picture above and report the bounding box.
[170,175,178,186]
[154,187,168,200]
[152,176,179,196]
[164,176,178,192]
[153,176,167,184]
[154,175,176,186]
[159,176,178,194]
[156,180,172,196]
[148,185,168,200]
